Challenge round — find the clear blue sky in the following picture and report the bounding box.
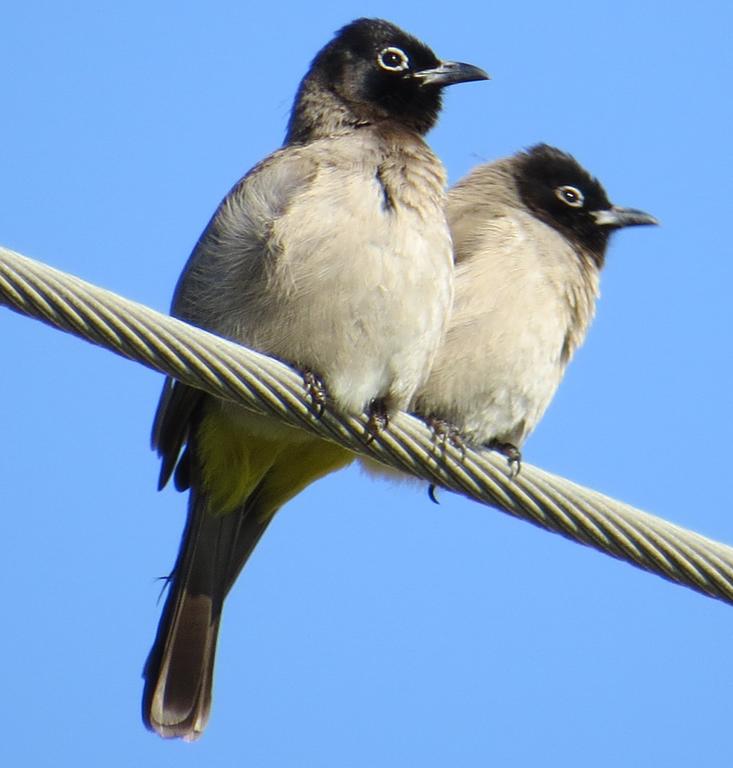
[2,2,732,765]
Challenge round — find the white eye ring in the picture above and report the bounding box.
[555,185,584,208]
[377,46,410,72]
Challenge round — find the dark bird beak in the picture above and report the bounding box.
[411,60,490,87]
[591,206,659,229]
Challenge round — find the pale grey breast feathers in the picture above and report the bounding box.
[172,125,453,414]
[414,161,600,446]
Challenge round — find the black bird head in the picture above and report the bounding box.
[286,18,489,143]
[514,144,658,268]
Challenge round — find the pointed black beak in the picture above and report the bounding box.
[411,60,490,88]
[592,206,659,229]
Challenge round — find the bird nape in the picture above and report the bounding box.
[142,17,487,741]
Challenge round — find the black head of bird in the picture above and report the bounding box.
[514,144,658,268]
[286,18,489,143]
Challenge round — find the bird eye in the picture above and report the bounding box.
[555,185,584,208]
[377,46,410,72]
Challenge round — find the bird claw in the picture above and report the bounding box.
[421,417,467,504]
[365,398,390,443]
[303,369,328,417]
[486,439,522,477]
[424,415,466,458]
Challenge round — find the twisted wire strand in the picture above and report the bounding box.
[2,245,732,604]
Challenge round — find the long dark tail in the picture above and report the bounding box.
[142,412,354,740]
[142,487,271,740]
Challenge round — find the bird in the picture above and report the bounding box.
[412,143,658,466]
[142,17,488,740]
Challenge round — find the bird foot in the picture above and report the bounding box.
[365,398,390,443]
[424,416,466,456]
[303,369,328,417]
[486,439,522,477]
[422,417,466,504]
